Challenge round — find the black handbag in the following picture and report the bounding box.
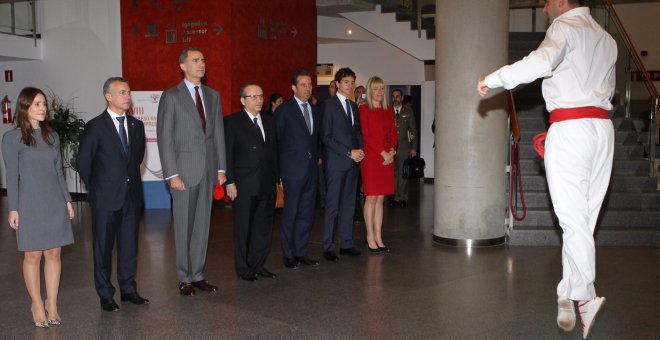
[402,156,425,179]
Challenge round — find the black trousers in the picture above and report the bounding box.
[233,193,275,276]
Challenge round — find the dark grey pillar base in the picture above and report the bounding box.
[433,235,505,247]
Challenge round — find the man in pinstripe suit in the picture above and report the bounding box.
[157,47,227,296]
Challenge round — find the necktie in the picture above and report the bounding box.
[253,117,264,141]
[345,99,352,126]
[194,86,206,133]
[116,116,129,156]
[396,109,400,118]
[302,103,312,134]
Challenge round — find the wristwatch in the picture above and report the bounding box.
[347,150,352,158]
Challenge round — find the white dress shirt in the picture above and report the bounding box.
[484,7,617,112]
[294,96,313,134]
[246,111,265,141]
[336,92,354,125]
[107,108,129,144]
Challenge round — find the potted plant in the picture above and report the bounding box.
[48,92,85,172]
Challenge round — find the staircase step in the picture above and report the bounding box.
[514,143,645,160]
[514,208,660,228]
[518,130,640,145]
[516,174,656,191]
[510,191,660,209]
[509,228,660,246]
[518,159,650,176]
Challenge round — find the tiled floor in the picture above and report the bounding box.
[1,182,659,339]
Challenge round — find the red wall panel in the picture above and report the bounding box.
[121,0,316,114]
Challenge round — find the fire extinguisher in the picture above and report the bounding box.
[2,95,12,124]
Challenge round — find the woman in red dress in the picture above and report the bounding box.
[359,76,397,253]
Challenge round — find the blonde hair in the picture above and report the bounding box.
[366,76,388,111]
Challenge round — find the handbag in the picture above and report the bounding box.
[402,156,425,179]
[275,183,285,208]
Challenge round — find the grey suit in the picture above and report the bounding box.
[157,80,226,283]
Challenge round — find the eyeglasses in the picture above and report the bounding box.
[243,94,264,100]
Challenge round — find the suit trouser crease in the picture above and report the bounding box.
[171,172,213,283]
[92,191,138,299]
[281,175,318,258]
[545,119,614,301]
[323,164,358,251]
[233,193,274,276]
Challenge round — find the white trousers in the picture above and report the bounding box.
[545,118,614,301]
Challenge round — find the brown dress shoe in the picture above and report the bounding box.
[179,282,195,296]
[192,280,218,292]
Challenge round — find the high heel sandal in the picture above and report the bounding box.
[45,300,62,326]
[46,310,61,326]
[31,306,49,328]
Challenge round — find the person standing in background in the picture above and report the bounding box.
[391,90,417,207]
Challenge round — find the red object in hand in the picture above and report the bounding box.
[213,181,225,200]
[533,132,547,159]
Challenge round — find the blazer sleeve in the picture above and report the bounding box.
[223,115,236,185]
[212,92,227,172]
[53,134,72,203]
[76,120,98,189]
[156,91,178,178]
[321,100,351,156]
[1,132,20,211]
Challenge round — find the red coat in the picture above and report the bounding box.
[359,105,398,195]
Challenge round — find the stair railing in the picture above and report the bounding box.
[592,0,659,179]
[0,0,38,46]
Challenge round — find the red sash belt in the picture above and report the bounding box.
[548,106,609,123]
[533,106,609,159]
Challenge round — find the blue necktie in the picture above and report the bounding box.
[116,116,129,156]
[345,99,352,126]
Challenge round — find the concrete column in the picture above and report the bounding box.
[433,0,509,246]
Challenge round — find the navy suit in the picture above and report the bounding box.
[224,111,278,276]
[77,110,145,299]
[274,98,320,260]
[321,95,363,251]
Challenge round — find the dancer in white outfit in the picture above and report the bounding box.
[476,0,616,338]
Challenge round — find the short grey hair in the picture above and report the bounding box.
[179,47,202,64]
[103,77,128,95]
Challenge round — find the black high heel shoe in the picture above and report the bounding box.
[378,246,390,252]
[365,240,382,254]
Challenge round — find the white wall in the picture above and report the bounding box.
[0,0,122,189]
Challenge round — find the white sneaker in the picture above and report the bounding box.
[579,296,606,339]
[557,297,576,331]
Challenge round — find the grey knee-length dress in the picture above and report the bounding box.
[2,129,74,251]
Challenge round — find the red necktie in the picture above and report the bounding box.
[194,86,206,133]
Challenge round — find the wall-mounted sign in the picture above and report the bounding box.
[258,18,293,41]
[631,70,660,82]
[316,64,333,77]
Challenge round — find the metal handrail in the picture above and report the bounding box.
[599,0,658,178]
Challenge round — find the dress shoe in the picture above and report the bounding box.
[120,292,149,305]
[295,256,320,266]
[192,280,218,292]
[339,247,363,256]
[239,274,258,282]
[100,298,120,312]
[323,251,339,262]
[178,282,195,296]
[378,246,390,252]
[367,246,382,254]
[283,257,299,269]
[399,201,408,207]
[44,301,61,326]
[31,306,49,328]
[255,269,277,278]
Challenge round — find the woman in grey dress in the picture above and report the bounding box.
[2,87,74,328]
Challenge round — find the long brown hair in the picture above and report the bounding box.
[14,87,54,146]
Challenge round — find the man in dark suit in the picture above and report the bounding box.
[77,77,148,311]
[274,69,321,269]
[157,47,227,296]
[225,83,279,281]
[321,67,364,262]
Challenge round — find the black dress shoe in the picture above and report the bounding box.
[239,274,258,282]
[100,298,120,312]
[255,269,277,278]
[120,292,149,305]
[367,246,383,254]
[283,257,299,269]
[339,247,363,256]
[295,256,320,266]
[178,282,195,296]
[192,280,218,292]
[323,251,339,262]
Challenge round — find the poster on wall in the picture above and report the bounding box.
[131,91,170,209]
